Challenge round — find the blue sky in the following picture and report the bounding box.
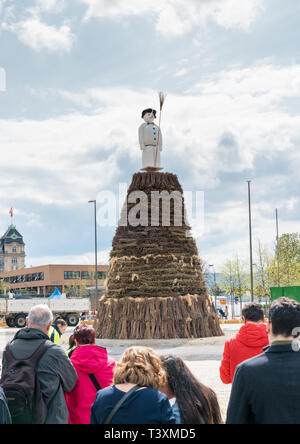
[0,0,299,270]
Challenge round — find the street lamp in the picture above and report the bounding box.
[209,264,217,308]
[247,180,254,302]
[276,208,280,287]
[88,200,98,312]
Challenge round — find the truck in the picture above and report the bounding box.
[270,286,300,303]
[0,297,91,328]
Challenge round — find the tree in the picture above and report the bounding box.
[276,233,300,286]
[219,233,300,312]
[201,260,222,306]
[253,233,300,306]
[200,259,210,277]
[254,240,274,304]
[220,256,248,318]
[64,278,88,298]
[234,256,248,315]
[0,279,11,296]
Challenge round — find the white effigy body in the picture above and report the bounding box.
[138,109,163,171]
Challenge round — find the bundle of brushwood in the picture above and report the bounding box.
[95,172,223,339]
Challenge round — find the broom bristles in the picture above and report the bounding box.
[158,91,166,111]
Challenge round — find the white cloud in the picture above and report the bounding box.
[0,0,264,53]
[202,199,300,272]
[0,111,122,212]
[210,0,264,30]
[78,0,264,36]
[191,64,300,103]
[17,61,300,199]
[78,0,155,21]
[34,0,66,13]
[8,17,74,52]
[2,61,300,265]
[28,249,110,267]
[175,68,188,77]
[0,1,74,53]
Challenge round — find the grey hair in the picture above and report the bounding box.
[28,304,53,328]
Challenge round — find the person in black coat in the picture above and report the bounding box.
[226,297,300,424]
[0,387,11,424]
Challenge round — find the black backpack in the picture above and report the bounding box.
[0,340,53,424]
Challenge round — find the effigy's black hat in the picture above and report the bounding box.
[142,108,157,119]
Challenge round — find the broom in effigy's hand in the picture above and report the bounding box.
[154,91,167,168]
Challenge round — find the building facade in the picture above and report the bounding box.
[0,264,108,297]
[0,225,25,273]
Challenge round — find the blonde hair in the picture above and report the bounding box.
[113,346,167,390]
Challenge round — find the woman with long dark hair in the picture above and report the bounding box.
[160,355,222,425]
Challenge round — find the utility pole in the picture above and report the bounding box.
[209,264,217,308]
[276,208,280,287]
[88,200,98,312]
[247,180,254,302]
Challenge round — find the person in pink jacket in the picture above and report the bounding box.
[65,324,115,424]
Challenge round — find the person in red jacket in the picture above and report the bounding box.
[65,324,115,424]
[220,302,269,384]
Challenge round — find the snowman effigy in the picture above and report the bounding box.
[139,92,166,171]
[139,108,163,171]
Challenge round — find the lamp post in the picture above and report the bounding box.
[88,200,98,312]
[276,208,280,287]
[247,180,254,302]
[209,264,217,308]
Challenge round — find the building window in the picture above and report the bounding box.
[12,258,18,265]
[64,271,81,280]
[4,272,45,284]
[12,247,17,253]
[81,271,93,280]
[32,272,44,281]
[81,271,107,280]
[97,271,107,280]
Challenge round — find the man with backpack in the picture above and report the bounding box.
[0,304,78,424]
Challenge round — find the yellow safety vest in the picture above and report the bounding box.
[48,325,62,344]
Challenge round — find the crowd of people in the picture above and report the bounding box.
[0,296,300,425]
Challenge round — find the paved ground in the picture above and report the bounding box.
[0,323,239,422]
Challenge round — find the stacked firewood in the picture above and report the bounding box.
[95,172,223,339]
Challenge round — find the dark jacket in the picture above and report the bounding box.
[91,386,176,424]
[0,387,11,424]
[1,328,78,424]
[226,342,300,424]
[220,322,269,384]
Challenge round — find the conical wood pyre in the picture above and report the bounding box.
[94,172,223,339]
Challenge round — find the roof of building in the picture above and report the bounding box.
[0,225,25,247]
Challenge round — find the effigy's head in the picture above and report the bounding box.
[142,108,157,123]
